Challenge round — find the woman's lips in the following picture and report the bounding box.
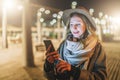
[73,31,79,34]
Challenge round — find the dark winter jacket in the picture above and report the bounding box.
[44,41,107,80]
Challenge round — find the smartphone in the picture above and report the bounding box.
[43,40,55,53]
[44,40,60,66]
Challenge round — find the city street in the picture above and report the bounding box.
[0,0,120,80]
[0,43,46,80]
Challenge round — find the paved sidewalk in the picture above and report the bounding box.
[0,44,47,80]
[0,42,120,80]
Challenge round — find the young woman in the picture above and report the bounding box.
[44,8,107,80]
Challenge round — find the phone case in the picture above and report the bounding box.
[43,40,55,53]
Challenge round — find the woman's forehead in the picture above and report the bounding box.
[70,16,84,23]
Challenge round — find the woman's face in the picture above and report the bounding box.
[70,16,86,38]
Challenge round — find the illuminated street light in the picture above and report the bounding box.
[71,1,77,9]
[37,8,51,44]
[57,14,61,19]
[101,19,106,25]
[45,10,50,14]
[2,0,23,48]
[37,12,42,16]
[18,5,23,10]
[53,13,57,18]
[72,1,77,5]
[52,19,57,23]
[89,8,94,16]
[50,19,57,25]
[58,11,63,16]
[99,12,103,18]
[40,18,44,22]
[104,14,108,19]
[39,7,45,12]
[50,21,54,25]
[2,0,34,67]
[2,0,16,9]
[2,0,17,48]
[112,16,120,24]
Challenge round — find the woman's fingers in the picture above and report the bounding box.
[47,56,54,63]
[46,51,59,59]
[61,67,68,73]
[56,61,65,68]
[53,54,59,59]
[56,64,66,73]
[45,45,51,55]
[46,51,60,63]
[56,60,71,73]
[46,51,58,56]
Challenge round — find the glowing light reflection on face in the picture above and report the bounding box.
[70,16,86,38]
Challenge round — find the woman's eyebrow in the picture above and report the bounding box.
[70,22,81,24]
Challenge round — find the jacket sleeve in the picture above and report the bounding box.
[43,41,66,80]
[43,60,56,80]
[77,43,107,80]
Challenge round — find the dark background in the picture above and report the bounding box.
[32,0,120,16]
[0,0,120,27]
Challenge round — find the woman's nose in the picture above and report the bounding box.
[73,25,77,29]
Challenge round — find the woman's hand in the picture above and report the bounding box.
[46,51,60,63]
[56,60,71,73]
[45,45,60,63]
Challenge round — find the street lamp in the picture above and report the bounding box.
[2,0,17,48]
[2,0,34,67]
[2,5,8,48]
[45,10,50,14]
[2,0,16,9]
[98,12,104,41]
[99,12,103,18]
[37,8,51,44]
[57,11,63,40]
[37,11,42,44]
[18,5,23,10]
[50,19,57,26]
[71,1,77,9]
[89,8,94,16]
[1,0,24,48]
[53,13,57,18]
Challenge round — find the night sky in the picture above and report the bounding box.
[0,0,120,27]
[32,0,120,16]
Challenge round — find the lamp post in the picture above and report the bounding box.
[71,1,77,9]
[2,6,8,48]
[57,11,63,40]
[98,12,103,41]
[2,0,35,67]
[89,8,94,16]
[37,11,42,44]
[37,8,50,44]
[57,15,61,40]
[1,0,12,48]
[1,0,23,48]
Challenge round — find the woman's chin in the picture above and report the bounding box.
[73,35,80,38]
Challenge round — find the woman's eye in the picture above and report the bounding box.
[76,24,81,27]
[70,24,81,27]
[70,24,73,27]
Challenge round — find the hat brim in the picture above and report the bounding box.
[62,9,96,31]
